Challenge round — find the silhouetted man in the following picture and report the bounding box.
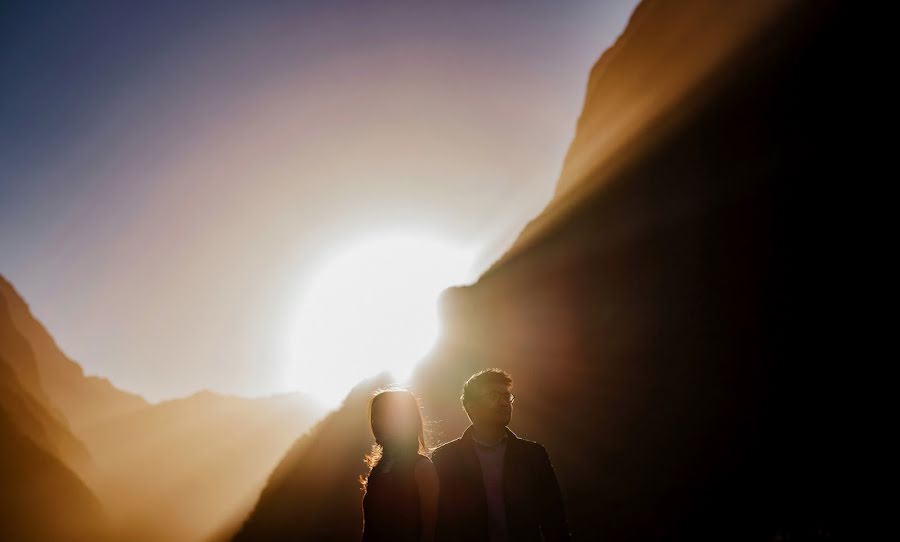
[432,369,570,542]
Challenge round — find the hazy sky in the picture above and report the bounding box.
[1,0,639,402]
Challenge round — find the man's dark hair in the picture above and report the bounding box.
[460,368,513,415]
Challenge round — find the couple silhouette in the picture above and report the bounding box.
[360,369,571,542]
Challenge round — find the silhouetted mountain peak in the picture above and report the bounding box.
[0,274,150,433]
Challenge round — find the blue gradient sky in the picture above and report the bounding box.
[1,0,638,402]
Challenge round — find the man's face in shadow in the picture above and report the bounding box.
[468,382,513,428]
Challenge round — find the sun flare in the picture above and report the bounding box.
[284,233,476,405]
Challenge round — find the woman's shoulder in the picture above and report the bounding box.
[373,454,429,476]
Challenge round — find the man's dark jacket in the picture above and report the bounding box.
[431,425,571,542]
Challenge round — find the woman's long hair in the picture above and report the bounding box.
[360,388,428,490]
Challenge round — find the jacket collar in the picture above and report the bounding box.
[462,424,520,447]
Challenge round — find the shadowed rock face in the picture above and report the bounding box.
[0,284,99,484]
[0,279,111,541]
[1,355,110,542]
[229,0,855,540]
[417,1,854,540]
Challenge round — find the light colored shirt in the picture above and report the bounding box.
[472,432,508,542]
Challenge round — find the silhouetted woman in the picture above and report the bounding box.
[361,388,439,542]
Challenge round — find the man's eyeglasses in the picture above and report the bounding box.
[479,391,515,404]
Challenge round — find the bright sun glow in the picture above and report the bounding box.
[285,233,476,406]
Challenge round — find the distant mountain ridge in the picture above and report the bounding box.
[0,273,327,542]
[0,274,149,433]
